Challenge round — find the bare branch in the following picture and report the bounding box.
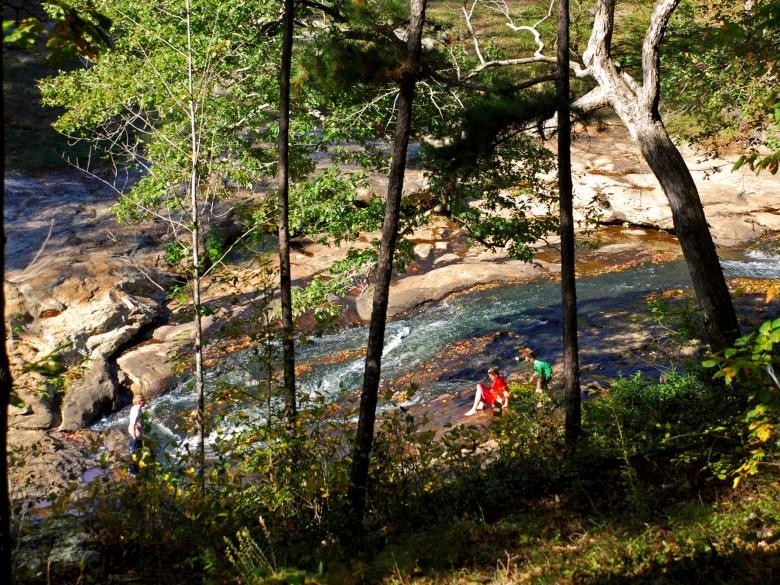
[462,0,485,65]
[23,219,55,274]
[639,0,680,113]
[464,0,588,79]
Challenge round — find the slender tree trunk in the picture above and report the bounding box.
[584,0,739,350]
[278,0,297,430]
[185,0,207,493]
[1,178,13,585]
[557,0,581,446]
[349,0,428,524]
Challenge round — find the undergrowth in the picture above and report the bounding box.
[11,320,779,584]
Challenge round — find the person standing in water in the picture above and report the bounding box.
[465,367,510,416]
[128,394,145,475]
[519,348,553,393]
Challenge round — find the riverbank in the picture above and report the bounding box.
[5,120,780,501]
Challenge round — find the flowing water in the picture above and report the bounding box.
[93,251,780,446]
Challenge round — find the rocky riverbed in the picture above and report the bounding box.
[5,122,779,500]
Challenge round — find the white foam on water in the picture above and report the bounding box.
[383,323,411,356]
[721,250,780,279]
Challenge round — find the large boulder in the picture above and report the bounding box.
[14,518,101,584]
[60,359,118,432]
[17,287,161,365]
[114,316,215,400]
[568,126,780,246]
[7,430,90,501]
[116,341,179,400]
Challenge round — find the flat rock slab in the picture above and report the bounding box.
[356,260,548,320]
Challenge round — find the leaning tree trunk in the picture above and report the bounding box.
[636,118,739,349]
[348,0,428,525]
[278,0,297,430]
[583,0,739,349]
[557,0,581,446]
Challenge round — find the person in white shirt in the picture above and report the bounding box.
[128,394,145,474]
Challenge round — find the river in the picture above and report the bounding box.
[92,249,780,447]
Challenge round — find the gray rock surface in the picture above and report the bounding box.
[60,359,117,432]
[8,430,90,501]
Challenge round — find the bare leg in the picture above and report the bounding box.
[465,384,486,416]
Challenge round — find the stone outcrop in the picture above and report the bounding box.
[7,429,91,501]
[564,128,780,245]
[59,359,117,432]
[114,316,216,400]
[4,171,170,446]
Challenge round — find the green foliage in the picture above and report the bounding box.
[646,288,705,346]
[12,363,780,584]
[662,0,779,157]
[205,227,227,265]
[584,372,713,446]
[423,90,558,260]
[164,240,189,268]
[3,18,39,49]
[734,95,780,174]
[289,166,383,244]
[582,370,745,496]
[703,318,780,486]
[4,2,113,62]
[298,0,411,95]
[39,0,281,224]
[292,275,351,326]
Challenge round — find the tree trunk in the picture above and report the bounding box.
[184,0,209,493]
[583,0,739,350]
[278,0,297,430]
[557,0,581,446]
[1,180,13,585]
[349,0,428,524]
[635,118,739,348]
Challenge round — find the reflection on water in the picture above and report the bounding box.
[93,250,780,444]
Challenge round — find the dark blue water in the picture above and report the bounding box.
[93,252,780,446]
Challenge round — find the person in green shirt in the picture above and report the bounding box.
[519,348,553,393]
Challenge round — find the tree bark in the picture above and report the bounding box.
[1,177,13,585]
[636,119,739,349]
[278,0,297,430]
[185,0,208,494]
[583,0,739,349]
[349,0,428,525]
[557,0,581,446]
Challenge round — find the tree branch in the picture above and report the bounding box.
[463,0,485,65]
[301,0,346,22]
[639,0,680,113]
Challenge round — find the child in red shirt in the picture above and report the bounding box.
[465,367,509,416]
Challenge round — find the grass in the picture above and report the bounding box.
[364,477,780,584]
